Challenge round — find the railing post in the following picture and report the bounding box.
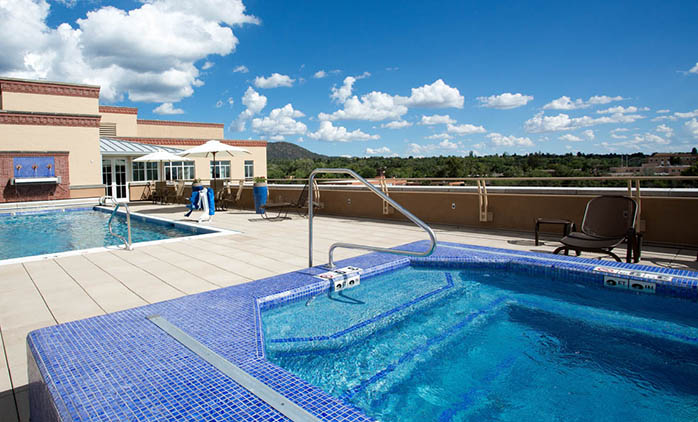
[477,179,490,222]
[627,179,642,231]
[380,175,392,215]
[236,179,244,201]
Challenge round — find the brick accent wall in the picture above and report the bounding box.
[0,152,70,202]
[0,79,100,98]
[137,119,224,128]
[0,112,100,127]
[113,137,267,147]
[99,106,138,114]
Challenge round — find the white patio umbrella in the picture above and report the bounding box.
[178,140,250,208]
[133,149,193,181]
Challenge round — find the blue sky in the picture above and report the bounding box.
[1,0,697,157]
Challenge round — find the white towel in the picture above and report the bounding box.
[198,187,211,223]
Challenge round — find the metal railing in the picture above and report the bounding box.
[273,175,698,227]
[100,196,132,251]
[308,168,437,268]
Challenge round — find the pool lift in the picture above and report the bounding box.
[100,195,132,251]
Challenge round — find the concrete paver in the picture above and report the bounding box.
[83,252,184,303]
[53,255,147,313]
[22,260,104,323]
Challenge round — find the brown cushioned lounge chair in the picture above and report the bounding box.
[261,183,320,220]
[553,195,638,263]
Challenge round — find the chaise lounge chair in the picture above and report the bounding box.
[261,183,320,220]
[553,195,639,263]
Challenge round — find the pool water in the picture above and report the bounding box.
[0,209,197,260]
[262,266,698,421]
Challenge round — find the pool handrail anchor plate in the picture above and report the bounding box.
[308,168,437,269]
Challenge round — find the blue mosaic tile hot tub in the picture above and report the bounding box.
[27,241,698,421]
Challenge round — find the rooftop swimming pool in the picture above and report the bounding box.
[262,265,698,421]
[0,207,219,262]
[26,241,698,421]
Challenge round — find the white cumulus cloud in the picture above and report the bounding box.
[251,104,307,140]
[406,140,462,155]
[153,102,184,114]
[401,79,464,108]
[559,134,583,142]
[524,111,645,133]
[381,120,412,129]
[321,78,462,123]
[331,76,358,103]
[610,128,629,139]
[675,110,698,119]
[313,70,327,79]
[0,0,259,103]
[447,123,486,135]
[620,133,671,147]
[202,61,214,70]
[587,95,625,105]
[487,132,534,147]
[308,121,379,142]
[686,118,698,138]
[477,92,533,109]
[233,64,249,73]
[597,105,639,114]
[420,114,455,125]
[425,133,453,140]
[366,146,391,155]
[438,140,459,150]
[330,72,370,103]
[254,72,295,88]
[543,95,624,110]
[320,91,408,122]
[688,63,698,74]
[234,86,267,131]
[655,124,674,137]
[582,129,595,140]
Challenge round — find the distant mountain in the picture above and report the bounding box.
[267,141,328,160]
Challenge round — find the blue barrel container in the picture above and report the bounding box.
[253,182,268,214]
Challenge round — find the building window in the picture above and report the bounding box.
[244,160,254,179]
[210,160,231,179]
[132,161,159,181]
[164,161,195,180]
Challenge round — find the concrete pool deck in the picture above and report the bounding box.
[2,203,697,421]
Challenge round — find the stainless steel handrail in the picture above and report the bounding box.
[101,196,132,250]
[309,168,437,268]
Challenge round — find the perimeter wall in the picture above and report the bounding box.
[232,185,698,247]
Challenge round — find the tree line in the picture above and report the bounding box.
[267,151,698,188]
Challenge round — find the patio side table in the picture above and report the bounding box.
[535,218,576,246]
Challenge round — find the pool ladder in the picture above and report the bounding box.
[100,196,132,251]
[308,168,437,268]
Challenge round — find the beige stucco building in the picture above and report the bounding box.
[0,77,267,203]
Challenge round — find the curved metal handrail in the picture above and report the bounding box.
[309,168,437,268]
[101,196,132,251]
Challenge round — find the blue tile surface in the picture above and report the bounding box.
[28,240,698,421]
